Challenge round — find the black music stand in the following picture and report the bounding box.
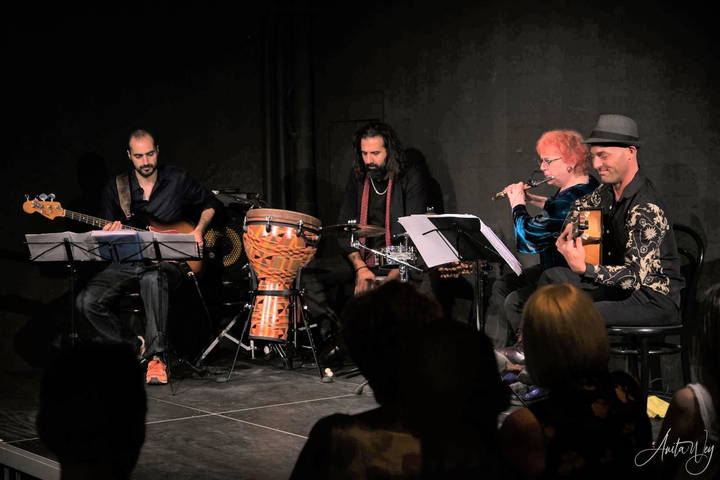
[426,216,500,332]
[25,232,105,346]
[400,214,522,333]
[25,231,205,373]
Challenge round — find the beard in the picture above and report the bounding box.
[135,164,157,178]
[366,164,387,180]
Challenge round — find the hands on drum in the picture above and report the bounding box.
[354,266,401,295]
[323,221,420,295]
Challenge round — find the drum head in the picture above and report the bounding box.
[245,208,321,231]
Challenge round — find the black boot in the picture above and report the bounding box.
[498,331,525,365]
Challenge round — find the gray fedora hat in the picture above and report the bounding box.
[584,114,640,147]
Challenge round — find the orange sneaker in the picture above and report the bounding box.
[146,357,168,385]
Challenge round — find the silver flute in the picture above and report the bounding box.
[492,176,555,201]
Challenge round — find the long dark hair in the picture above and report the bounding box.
[351,121,407,181]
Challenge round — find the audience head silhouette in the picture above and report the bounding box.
[291,280,510,478]
[522,283,609,388]
[37,343,147,480]
[340,280,445,406]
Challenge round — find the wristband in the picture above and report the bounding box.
[355,265,369,272]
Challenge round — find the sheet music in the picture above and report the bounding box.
[91,230,144,262]
[397,216,460,267]
[478,219,522,276]
[25,231,96,261]
[398,214,522,275]
[25,230,200,262]
[145,232,200,260]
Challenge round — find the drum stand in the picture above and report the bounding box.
[196,269,325,380]
[195,265,256,368]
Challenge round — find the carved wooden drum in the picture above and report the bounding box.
[243,208,321,341]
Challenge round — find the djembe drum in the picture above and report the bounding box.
[243,208,321,342]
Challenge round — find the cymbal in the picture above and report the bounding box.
[322,223,386,237]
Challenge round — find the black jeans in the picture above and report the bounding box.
[484,265,543,349]
[75,261,184,357]
[537,266,680,326]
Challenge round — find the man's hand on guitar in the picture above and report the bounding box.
[556,223,587,274]
[103,220,123,231]
[191,228,204,248]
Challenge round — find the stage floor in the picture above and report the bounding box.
[1,345,666,480]
[0,348,380,480]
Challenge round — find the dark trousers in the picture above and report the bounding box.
[484,265,543,349]
[537,266,680,326]
[75,261,184,357]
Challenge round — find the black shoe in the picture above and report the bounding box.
[499,343,525,365]
[319,344,344,367]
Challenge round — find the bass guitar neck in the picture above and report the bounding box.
[23,198,204,274]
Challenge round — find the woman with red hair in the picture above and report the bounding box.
[488,130,598,360]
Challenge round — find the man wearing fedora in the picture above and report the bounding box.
[547,114,684,325]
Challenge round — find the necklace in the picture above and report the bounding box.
[369,177,388,195]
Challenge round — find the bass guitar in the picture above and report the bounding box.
[23,196,211,273]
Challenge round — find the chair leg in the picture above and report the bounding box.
[640,337,650,401]
[681,346,692,386]
[627,352,639,384]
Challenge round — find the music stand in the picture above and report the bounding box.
[398,214,522,332]
[25,231,203,356]
[26,231,105,346]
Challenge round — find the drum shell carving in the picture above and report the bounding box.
[243,209,321,341]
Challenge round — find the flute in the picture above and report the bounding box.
[491,176,555,201]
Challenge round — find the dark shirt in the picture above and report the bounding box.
[512,176,599,270]
[573,172,684,306]
[100,165,222,227]
[337,163,429,255]
[528,370,652,480]
[290,408,501,480]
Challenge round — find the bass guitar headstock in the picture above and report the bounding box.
[23,193,66,220]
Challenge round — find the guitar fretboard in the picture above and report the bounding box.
[64,210,144,231]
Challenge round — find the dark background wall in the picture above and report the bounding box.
[3,1,718,365]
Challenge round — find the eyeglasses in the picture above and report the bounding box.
[537,156,561,166]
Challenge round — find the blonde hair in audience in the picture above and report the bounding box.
[523,283,609,388]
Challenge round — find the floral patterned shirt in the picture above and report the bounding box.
[572,172,684,306]
[529,370,653,479]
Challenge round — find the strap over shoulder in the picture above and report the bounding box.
[115,173,132,220]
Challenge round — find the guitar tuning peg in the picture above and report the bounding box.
[39,193,48,201]
[48,193,56,201]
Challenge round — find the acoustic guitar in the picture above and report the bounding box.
[23,197,214,273]
[563,207,603,265]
